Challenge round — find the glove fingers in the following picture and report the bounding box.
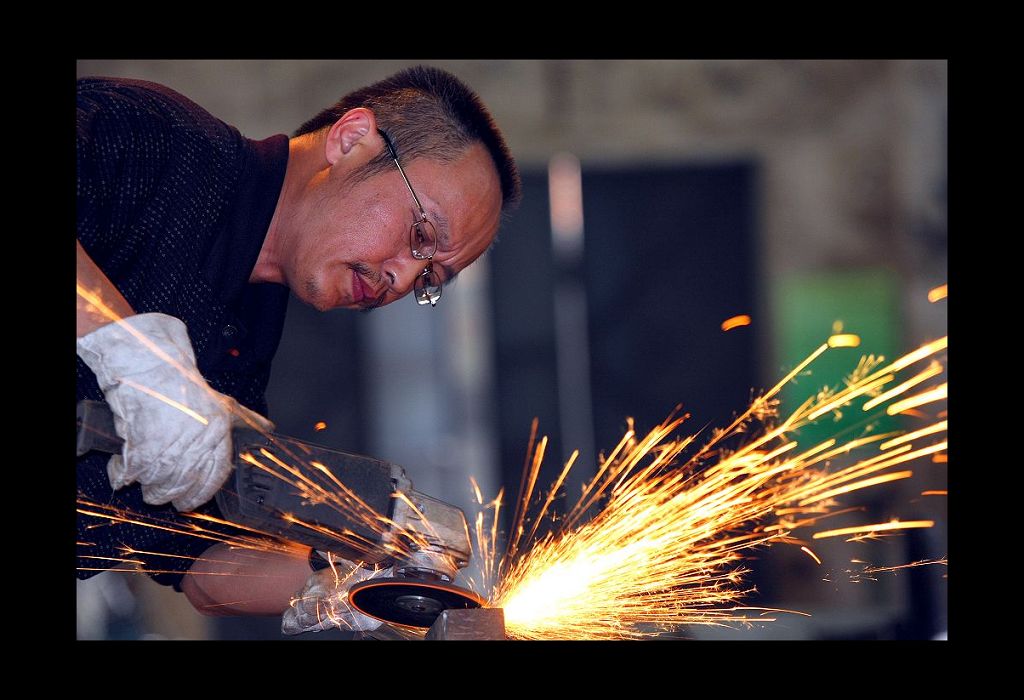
[168,405,270,508]
[281,606,305,635]
[282,596,381,634]
[117,402,232,511]
[281,564,387,634]
[106,454,129,490]
[158,416,232,510]
[281,600,329,635]
[171,443,233,512]
[141,456,220,510]
[134,433,210,506]
[171,402,271,512]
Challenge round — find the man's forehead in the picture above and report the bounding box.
[427,149,501,221]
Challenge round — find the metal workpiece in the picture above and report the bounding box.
[424,608,507,640]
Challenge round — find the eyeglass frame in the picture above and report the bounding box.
[377,129,442,307]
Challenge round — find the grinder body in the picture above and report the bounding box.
[77,400,472,584]
[222,427,472,582]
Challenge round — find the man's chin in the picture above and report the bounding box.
[298,285,387,312]
[298,280,340,312]
[293,293,334,313]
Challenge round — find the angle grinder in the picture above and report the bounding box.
[76,399,485,629]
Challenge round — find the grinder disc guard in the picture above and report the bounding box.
[349,578,486,628]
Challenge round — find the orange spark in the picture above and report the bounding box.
[78,555,146,566]
[393,491,444,543]
[77,307,948,639]
[77,498,296,557]
[76,282,126,325]
[884,337,947,375]
[887,383,947,416]
[79,429,427,581]
[797,471,914,507]
[803,434,901,468]
[827,334,861,348]
[812,520,934,540]
[807,372,893,421]
[932,453,948,463]
[880,421,947,450]
[762,343,829,403]
[921,490,947,496]
[721,315,752,332]
[858,557,947,575]
[117,378,210,425]
[863,361,943,412]
[480,336,947,640]
[470,476,484,505]
[314,421,327,431]
[928,284,948,302]
[800,547,822,565]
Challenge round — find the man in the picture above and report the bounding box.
[76,66,521,634]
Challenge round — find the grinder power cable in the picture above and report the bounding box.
[76,399,484,629]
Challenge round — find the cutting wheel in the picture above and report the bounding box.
[348,578,486,629]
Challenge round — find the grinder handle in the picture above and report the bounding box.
[76,400,124,456]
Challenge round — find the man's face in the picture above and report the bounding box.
[287,141,503,312]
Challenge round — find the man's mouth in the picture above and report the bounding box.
[351,268,386,311]
[351,269,367,304]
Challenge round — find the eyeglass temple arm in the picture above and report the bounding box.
[377,129,427,218]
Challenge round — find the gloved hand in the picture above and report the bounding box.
[76,313,274,512]
[282,557,391,635]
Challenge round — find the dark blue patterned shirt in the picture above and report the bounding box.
[77,78,290,587]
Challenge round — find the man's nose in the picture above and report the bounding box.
[385,255,428,297]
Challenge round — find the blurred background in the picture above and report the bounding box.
[75,59,947,640]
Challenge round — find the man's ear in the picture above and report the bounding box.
[324,107,379,165]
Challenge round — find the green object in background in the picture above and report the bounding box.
[775,269,900,448]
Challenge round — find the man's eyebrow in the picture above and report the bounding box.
[429,210,457,285]
[432,210,452,249]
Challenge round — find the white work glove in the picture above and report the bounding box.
[77,313,274,512]
[282,557,391,635]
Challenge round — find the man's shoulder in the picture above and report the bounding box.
[77,77,212,122]
[77,76,245,163]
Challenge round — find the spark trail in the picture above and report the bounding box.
[477,336,947,640]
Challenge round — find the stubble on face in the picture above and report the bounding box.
[296,169,364,312]
[302,277,327,311]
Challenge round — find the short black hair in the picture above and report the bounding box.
[296,65,521,212]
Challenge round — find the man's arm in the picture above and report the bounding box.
[180,544,313,616]
[77,240,134,337]
[182,544,388,634]
[77,238,275,512]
